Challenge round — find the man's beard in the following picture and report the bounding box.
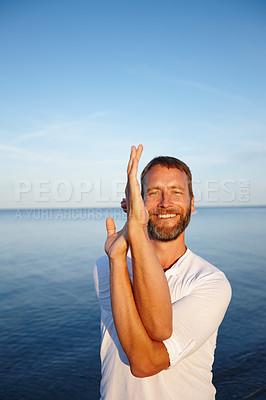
[147,205,192,242]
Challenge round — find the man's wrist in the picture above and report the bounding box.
[127,222,149,243]
[108,252,128,265]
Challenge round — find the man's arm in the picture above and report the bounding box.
[126,145,172,341]
[105,217,170,377]
[128,223,173,340]
[104,218,231,378]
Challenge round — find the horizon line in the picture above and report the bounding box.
[0,204,265,211]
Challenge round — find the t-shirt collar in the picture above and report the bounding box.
[164,248,190,277]
[127,247,190,277]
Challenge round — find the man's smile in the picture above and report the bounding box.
[149,210,181,221]
[157,214,177,219]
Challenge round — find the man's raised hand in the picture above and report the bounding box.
[105,144,148,261]
[126,145,149,226]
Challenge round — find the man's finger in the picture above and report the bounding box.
[127,144,143,176]
[127,145,136,174]
[106,217,116,236]
[127,144,143,175]
[129,156,139,178]
[135,144,143,161]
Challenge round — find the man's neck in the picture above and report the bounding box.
[150,233,187,270]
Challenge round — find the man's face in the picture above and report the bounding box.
[143,165,194,242]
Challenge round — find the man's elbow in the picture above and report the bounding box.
[147,323,172,342]
[130,359,160,378]
[129,352,169,378]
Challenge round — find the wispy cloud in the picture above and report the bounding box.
[14,126,58,142]
[124,65,249,103]
[232,141,266,162]
[170,79,249,103]
[0,145,26,154]
[0,144,64,163]
[12,110,111,143]
[0,143,127,169]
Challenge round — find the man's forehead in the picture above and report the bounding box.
[145,165,187,186]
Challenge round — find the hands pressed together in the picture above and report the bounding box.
[105,144,148,259]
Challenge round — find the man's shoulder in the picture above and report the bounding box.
[178,249,232,303]
[185,249,231,287]
[186,249,223,272]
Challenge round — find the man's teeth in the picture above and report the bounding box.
[158,214,176,219]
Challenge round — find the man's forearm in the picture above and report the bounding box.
[123,143,172,341]
[109,254,170,377]
[127,223,172,341]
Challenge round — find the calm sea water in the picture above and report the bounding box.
[0,207,265,400]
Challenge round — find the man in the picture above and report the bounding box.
[93,145,231,399]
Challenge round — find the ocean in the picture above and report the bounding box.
[0,207,265,400]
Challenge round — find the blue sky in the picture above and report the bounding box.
[1,0,265,208]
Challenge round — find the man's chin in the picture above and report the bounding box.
[147,223,184,242]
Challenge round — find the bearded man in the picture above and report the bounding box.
[93,145,231,400]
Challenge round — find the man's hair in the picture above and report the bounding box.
[140,156,193,200]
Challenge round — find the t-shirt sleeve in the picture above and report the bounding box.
[93,255,113,313]
[163,271,231,367]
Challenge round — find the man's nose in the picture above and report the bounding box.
[157,192,172,208]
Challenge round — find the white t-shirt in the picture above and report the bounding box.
[93,249,231,400]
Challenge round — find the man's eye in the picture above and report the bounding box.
[173,191,182,195]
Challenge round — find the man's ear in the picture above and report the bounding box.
[191,196,195,213]
[121,197,127,214]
